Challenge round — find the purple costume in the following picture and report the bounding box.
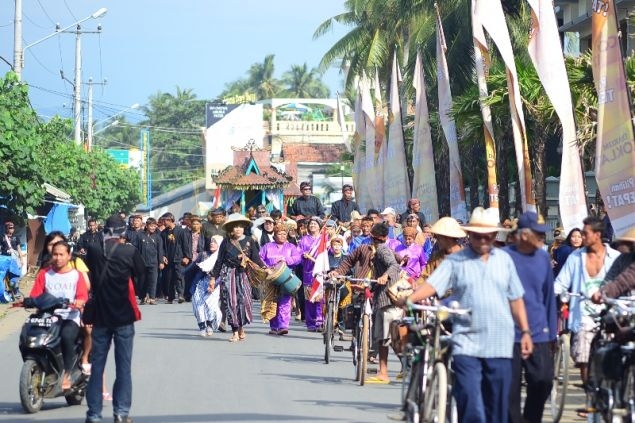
[298,233,323,330]
[259,242,301,332]
[395,243,428,279]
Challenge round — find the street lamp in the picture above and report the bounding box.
[13,7,107,80]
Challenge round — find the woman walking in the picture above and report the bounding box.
[191,235,224,337]
[298,217,323,331]
[259,225,301,335]
[209,214,265,342]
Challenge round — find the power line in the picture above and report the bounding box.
[36,0,57,25]
[63,0,78,21]
[22,12,48,29]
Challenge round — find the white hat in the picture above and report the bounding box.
[430,217,466,239]
[617,227,635,243]
[380,207,397,217]
[222,213,253,232]
[462,207,508,234]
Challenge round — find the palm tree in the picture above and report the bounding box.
[281,63,330,98]
[247,54,281,99]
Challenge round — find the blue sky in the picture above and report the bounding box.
[0,1,348,123]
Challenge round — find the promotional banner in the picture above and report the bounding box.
[475,0,536,212]
[373,70,386,201]
[471,0,499,209]
[591,0,635,236]
[527,0,587,232]
[436,8,468,222]
[383,52,410,212]
[361,73,380,210]
[352,88,371,212]
[412,51,439,222]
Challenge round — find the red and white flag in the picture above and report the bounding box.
[309,230,330,303]
[212,186,222,208]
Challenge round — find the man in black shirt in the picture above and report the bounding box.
[1,221,23,265]
[399,198,427,228]
[78,218,103,256]
[85,215,145,423]
[289,181,325,220]
[160,212,191,303]
[330,184,359,225]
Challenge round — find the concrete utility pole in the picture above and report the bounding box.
[73,26,82,145]
[13,0,22,78]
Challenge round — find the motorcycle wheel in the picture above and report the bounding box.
[65,391,84,406]
[19,359,44,413]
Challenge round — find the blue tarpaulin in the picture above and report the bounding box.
[44,203,71,235]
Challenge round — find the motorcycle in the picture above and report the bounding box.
[18,292,88,413]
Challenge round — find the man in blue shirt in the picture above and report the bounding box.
[406,207,533,423]
[504,211,557,423]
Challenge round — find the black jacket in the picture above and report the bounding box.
[138,231,164,267]
[161,225,191,264]
[86,239,146,328]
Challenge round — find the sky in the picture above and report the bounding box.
[0,1,348,124]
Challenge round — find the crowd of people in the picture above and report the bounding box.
[7,178,635,423]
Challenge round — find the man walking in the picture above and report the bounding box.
[78,218,103,257]
[137,217,164,305]
[84,215,145,423]
[504,212,557,423]
[160,212,191,304]
[406,207,533,423]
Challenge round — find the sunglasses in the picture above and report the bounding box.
[470,233,495,241]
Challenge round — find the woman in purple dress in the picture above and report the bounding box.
[259,225,301,335]
[298,217,323,331]
[395,227,428,279]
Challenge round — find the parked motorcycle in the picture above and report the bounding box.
[18,292,88,413]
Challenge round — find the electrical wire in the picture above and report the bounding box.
[36,0,57,25]
[22,12,48,29]
[63,0,78,21]
[25,49,60,77]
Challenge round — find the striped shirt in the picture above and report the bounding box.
[427,247,524,358]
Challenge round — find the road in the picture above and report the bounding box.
[0,300,588,423]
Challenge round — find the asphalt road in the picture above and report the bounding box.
[0,299,589,423]
[0,301,402,423]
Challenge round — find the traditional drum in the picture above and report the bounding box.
[266,262,302,295]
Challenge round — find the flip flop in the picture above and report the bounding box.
[81,363,92,376]
[366,376,390,384]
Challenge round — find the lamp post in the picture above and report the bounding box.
[13,6,107,80]
[89,103,139,151]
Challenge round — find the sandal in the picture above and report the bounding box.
[366,376,390,384]
[238,329,246,340]
[228,333,240,342]
[103,392,113,401]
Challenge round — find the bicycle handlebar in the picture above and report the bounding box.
[409,302,471,316]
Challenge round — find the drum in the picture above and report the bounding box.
[266,262,302,295]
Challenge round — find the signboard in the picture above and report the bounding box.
[205,103,238,128]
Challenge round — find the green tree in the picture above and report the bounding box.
[142,87,206,198]
[247,54,281,99]
[281,63,330,98]
[0,72,47,220]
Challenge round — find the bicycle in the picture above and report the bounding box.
[550,300,571,423]
[322,274,343,364]
[347,277,377,386]
[405,301,470,423]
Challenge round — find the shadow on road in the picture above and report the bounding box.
[0,412,345,422]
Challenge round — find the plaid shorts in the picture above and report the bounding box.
[571,326,596,364]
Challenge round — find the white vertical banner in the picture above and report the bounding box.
[336,92,350,152]
[475,0,535,212]
[352,88,371,212]
[383,52,410,211]
[527,0,587,231]
[412,51,439,222]
[374,70,386,204]
[361,74,379,210]
[436,8,468,222]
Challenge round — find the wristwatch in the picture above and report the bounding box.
[521,329,532,336]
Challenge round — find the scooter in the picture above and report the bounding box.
[18,292,88,413]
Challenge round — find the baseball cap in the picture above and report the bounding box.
[380,207,397,217]
[517,211,549,234]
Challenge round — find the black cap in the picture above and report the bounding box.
[104,215,127,235]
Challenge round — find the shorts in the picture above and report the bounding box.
[372,306,404,347]
[571,327,596,364]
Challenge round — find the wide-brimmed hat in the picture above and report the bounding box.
[257,216,275,229]
[350,210,362,221]
[222,213,253,232]
[617,227,635,243]
[462,207,507,234]
[430,217,467,238]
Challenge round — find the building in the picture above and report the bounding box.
[557,0,635,55]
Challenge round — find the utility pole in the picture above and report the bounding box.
[86,77,107,151]
[13,0,22,79]
[73,26,82,145]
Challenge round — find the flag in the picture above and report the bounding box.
[212,186,222,208]
[373,70,386,200]
[309,230,330,302]
[352,88,371,211]
[475,0,535,212]
[361,73,380,209]
[527,0,587,232]
[412,51,439,222]
[383,51,410,211]
[436,8,468,223]
[471,0,499,209]
[336,92,350,152]
[591,0,635,237]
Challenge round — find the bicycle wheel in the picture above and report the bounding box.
[360,313,370,386]
[550,333,570,423]
[421,362,447,423]
[405,358,424,423]
[622,365,635,423]
[354,326,361,381]
[324,301,334,364]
